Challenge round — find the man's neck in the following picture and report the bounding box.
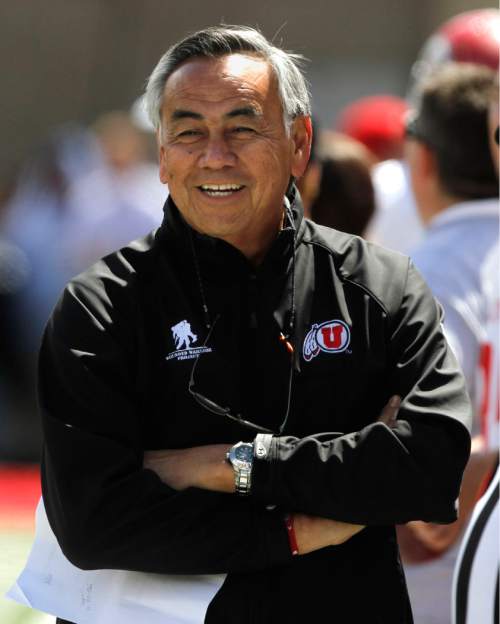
[226,211,286,266]
[419,191,463,227]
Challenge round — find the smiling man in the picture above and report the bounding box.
[157,52,306,262]
[35,26,473,624]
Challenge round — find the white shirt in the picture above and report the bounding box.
[405,197,499,624]
[412,198,499,422]
[475,246,499,450]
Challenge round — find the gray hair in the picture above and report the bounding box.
[145,25,311,132]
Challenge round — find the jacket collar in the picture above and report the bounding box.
[157,185,306,283]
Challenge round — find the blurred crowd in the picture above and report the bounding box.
[0,109,168,460]
[0,8,498,623]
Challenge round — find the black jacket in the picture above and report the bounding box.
[41,191,471,623]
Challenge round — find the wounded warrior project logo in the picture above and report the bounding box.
[303,319,351,362]
[165,320,213,362]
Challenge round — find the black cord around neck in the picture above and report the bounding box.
[188,195,297,340]
[283,195,297,343]
[188,229,211,330]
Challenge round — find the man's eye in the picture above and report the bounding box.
[177,130,201,138]
[232,127,255,134]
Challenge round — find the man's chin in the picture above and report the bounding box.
[189,207,247,238]
[199,224,243,243]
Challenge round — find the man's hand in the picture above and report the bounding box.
[285,395,400,555]
[292,512,365,554]
[143,444,234,492]
[377,395,401,427]
[143,396,401,557]
[145,395,401,492]
[144,447,366,556]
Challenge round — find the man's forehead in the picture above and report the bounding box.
[163,54,274,107]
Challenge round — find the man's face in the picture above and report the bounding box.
[158,54,310,255]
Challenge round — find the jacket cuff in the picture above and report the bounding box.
[252,434,279,503]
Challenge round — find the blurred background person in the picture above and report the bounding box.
[0,125,100,460]
[407,8,500,102]
[66,110,166,271]
[408,62,497,441]
[398,62,499,624]
[366,8,500,256]
[336,94,408,162]
[295,116,321,217]
[0,236,31,458]
[451,72,499,624]
[309,130,376,236]
[2,125,100,341]
[0,111,166,461]
[335,93,425,254]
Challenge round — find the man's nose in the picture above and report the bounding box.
[198,135,236,169]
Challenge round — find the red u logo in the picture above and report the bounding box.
[320,325,344,349]
[302,319,351,361]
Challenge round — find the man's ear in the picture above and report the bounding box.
[290,116,313,179]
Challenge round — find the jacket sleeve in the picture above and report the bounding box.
[40,277,292,575]
[251,261,472,525]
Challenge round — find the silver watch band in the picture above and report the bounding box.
[235,466,252,495]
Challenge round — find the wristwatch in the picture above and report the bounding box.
[226,442,254,496]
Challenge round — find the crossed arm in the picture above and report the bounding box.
[143,396,401,555]
[41,269,471,575]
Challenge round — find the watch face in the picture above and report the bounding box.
[235,446,253,461]
[230,443,253,468]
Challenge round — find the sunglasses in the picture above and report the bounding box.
[188,314,294,435]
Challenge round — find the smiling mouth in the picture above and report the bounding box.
[197,184,245,197]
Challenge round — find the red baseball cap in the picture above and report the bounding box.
[409,9,500,97]
[335,96,409,161]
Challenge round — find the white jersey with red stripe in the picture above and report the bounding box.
[450,245,499,624]
[412,198,499,430]
[406,197,499,624]
[451,246,499,624]
[476,246,499,451]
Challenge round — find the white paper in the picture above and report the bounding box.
[6,498,226,624]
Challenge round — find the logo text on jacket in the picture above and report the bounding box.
[166,320,213,362]
[303,320,351,362]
